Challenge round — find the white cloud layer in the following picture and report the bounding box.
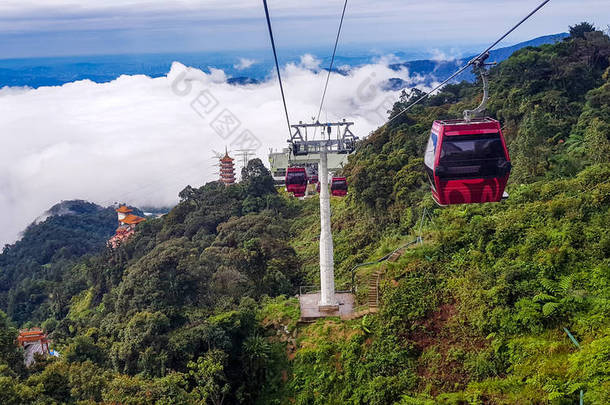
[0,59,425,246]
[429,48,463,62]
[298,54,322,70]
[234,58,257,70]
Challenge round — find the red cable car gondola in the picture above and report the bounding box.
[424,118,511,206]
[330,177,348,197]
[285,167,307,197]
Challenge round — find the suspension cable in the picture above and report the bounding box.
[263,0,292,138]
[316,0,348,127]
[385,0,552,126]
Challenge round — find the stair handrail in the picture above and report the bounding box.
[375,272,380,307]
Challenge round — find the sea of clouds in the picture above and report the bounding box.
[0,55,431,246]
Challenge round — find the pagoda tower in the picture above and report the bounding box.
[219,149,236,185]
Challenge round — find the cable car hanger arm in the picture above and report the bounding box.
[463,53,497,122]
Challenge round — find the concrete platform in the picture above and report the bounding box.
[299,292,355,321]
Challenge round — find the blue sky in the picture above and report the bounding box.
[0,0,607,59]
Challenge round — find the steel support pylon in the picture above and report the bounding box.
[318,147,337,308]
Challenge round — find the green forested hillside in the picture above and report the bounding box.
[0,25,609,404]
[0,200,118,325]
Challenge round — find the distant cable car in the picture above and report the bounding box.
[331,177,348,197]
[424,118,511,206]
[285,167,307,197]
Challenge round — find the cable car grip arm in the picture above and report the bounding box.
[463,52,497,122]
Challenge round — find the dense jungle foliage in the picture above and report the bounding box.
[0,23,608,404]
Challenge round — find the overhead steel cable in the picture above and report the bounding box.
[263,0,292,138]
[385,63,473,125]
[385,0,552,126]
[315,0,348,129]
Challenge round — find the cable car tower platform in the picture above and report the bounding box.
[289,119,357,156]
[289,120,358,320]
[269,120,356,184]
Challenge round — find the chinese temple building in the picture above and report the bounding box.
[108,205,145,248]
[220,150,236,185]
[18,328,50,366]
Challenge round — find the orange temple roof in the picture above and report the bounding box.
[18,328,48,345]
[121,214,146,225]
[116,205,133,213]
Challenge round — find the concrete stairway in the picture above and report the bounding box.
[368,270,383,312]
[387,247,406,263]
[342,243,416,320]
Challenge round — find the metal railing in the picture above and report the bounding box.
[375,272,380,308]
[298,284,353,296]
[348,237,421,291]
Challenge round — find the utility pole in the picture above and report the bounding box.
[235,148,257,180]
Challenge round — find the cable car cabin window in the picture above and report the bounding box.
[424,132,437,169]
[438,133,507,179]
[332,179,347,190]
[425,132,438,188]
[287,171,307,185]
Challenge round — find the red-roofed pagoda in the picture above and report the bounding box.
[220,149,236,185]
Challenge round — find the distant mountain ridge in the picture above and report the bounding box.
[0,33,568,89]
[2,200,116,261]
[388,33,569,88]
[34,200,104,225]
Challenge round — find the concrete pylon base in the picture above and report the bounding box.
[299,292,355,321]
[318,304,340,312]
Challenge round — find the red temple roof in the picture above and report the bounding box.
[116,205,133,213]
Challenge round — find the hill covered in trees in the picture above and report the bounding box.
[0,200,120,325]
[0,24,609,404]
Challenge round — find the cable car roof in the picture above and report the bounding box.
[435,117,498,125]
[434,118,501,135]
